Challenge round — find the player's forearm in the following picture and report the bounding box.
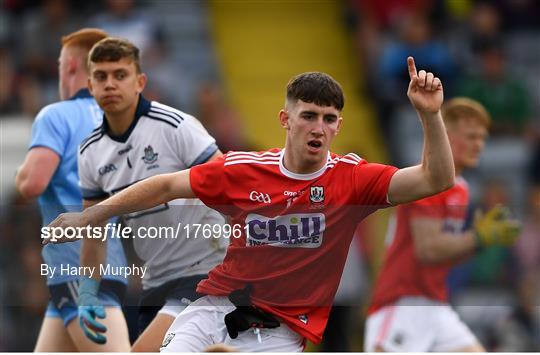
[83,173,179,226]
[81,231,107,281]
[415,230,476,264]
[417,110,454,193]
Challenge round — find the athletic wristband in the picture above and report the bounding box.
[78,276,100,297]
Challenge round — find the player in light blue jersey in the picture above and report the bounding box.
[15,28,130,352]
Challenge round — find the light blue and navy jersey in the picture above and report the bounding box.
[29,89,127,285]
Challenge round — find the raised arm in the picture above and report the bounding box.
[46,169,194,237]
[387,57,455,205]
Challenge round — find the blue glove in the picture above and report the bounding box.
[78,277,107,344]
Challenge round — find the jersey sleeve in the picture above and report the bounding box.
[189,155,235,215]
[407,193,447,219]
[78,148,108,201]
[29,105,69,157]
[174,114,218,168]
[352,161,399,206]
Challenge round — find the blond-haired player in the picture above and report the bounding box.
[365,98,521,352]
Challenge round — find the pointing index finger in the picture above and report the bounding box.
[407,56,417,79]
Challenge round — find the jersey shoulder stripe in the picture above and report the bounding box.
[346,153,363,162]
[338,153,364,165]
[151,102,186,120]
[149,106,184,123]
[145,112,179,128]
[224,159,280,166]
[226,150,281,159]
[224,150,281,166]
[89,125,102,134]
[339,158,360,165]
[79,131,105,155]
[226,154,280,162]
[80,127,103,147]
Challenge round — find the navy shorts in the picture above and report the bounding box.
[45,280,126,326]
[137,274,207,334]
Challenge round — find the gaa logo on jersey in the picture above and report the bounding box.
[142,145,159,164]
[310,186,324,204]
[249,190,271,204]
[245,213,325,248]
[98,163,117,176]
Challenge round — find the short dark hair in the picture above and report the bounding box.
[88,37,141,73]
[286,72,344,111]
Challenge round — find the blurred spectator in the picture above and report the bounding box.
[528,117,540,186]
[458,42,533,136]
[88,0,161,55]
[0,193,47,351]
[87,0,171,106]
[377,13,457,104]
[20,0,79,111]
[514,186,540,349]
[530,143,540,186]
[350,0,433,30]
[498,0,540,32]
[440,2,503,91]
[197,84,253,153]
[469,2,502,55]
[142,33,194,111]
[366,12,456,163]
[0,46,21,114]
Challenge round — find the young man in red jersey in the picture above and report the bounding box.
[365,98,521,352]
[47,57,455,351]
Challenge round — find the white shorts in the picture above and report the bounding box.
[157,297,191,318]
[160,295,305,352]
[365,297,479,352]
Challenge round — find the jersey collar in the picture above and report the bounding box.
[278,149,331,180]
[68,88,93,100]
[102,94,151,143]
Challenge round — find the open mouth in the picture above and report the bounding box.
[307,140,322,149]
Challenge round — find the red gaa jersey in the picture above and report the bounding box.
[369,177,469,314]
[189,148,398,343]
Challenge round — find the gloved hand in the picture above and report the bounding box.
[78,277,107,344]
[474,205,522,248]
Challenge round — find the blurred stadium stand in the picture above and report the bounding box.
[0,0,538,351]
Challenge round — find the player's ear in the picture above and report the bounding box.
[136,73,147,94]
[87,77,94,95]
[335,116,343,134]
[279,109,290,130]
[68,56,78,75]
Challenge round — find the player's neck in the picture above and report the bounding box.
[69,71,90,98]
[105,103,138,136]
[282,148,327,175]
